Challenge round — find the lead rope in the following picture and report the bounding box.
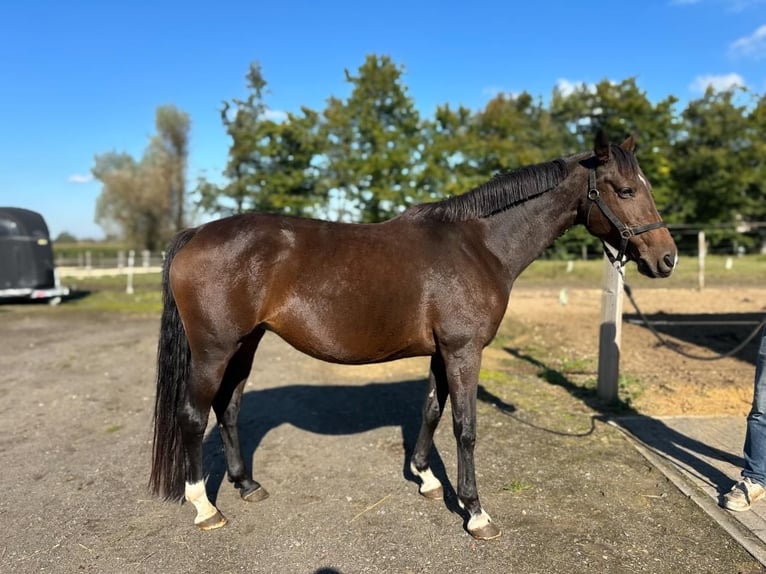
[622,279,766,361]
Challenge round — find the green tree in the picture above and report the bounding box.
[254,107,325,215]
[417,104,480,202]
[670,88,751,225]
[418,93,569,211]
[197,62,323,217]
[92,105,191,250]
[741,93,766,224]
[153,105,191,232]
[93,152,165,250]
[470,92,553,172]
[54,231,77,243]
[321,55,423,222]
[197,62,268,216]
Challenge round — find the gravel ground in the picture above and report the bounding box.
[0,289,763,574]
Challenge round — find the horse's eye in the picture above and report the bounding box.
[617,187,635,198]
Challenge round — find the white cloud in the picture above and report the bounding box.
[68,173,93,184]
[730,24,766,58]
[555,79,577,97]
[689,73,746,93]
[671,0,766,11]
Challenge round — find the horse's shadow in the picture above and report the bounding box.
[202,378,494,517]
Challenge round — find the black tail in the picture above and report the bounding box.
[149,227,199,501]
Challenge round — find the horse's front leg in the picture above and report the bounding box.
[446,349,502,540]
[410,354,449,499]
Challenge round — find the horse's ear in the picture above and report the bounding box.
[594,129,610,164]
[621,134,636,154]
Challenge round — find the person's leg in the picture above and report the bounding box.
[724,326,766,511]
[743,327,766,486]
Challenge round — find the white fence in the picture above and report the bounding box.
[56,249,164,278]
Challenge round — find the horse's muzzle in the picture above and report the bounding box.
[636,250,677,278]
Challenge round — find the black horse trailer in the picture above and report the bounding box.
[0,207,69,303]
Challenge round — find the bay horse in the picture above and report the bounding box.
[150,131,677,540]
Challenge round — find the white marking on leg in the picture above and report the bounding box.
[409,462,442,495]
[428,388,436,399]
[185,480,219,524]
[467,509,492,532]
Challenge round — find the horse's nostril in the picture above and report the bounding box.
[663,253,675,271]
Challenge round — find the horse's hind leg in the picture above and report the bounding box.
[212,329,269,503]
[180,353,231,530]
[410,354,449,499]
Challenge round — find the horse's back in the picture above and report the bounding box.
[168,212,507,364]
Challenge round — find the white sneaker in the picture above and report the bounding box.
[723,477,766,512]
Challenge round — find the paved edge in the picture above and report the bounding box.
[607,419,766,567]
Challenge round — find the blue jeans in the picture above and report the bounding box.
[743,326,766,486]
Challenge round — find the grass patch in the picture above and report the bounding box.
[502,480,533,494]
[516,254,766,289]
[617,374,645,407]
[61,273,163,315]
[558,356,594,374]
[479,368,510,382]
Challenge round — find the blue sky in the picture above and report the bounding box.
[1,0,765,240]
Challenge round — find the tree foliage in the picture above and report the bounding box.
[93,105,190,250]
[196,62,324,218]
[321,55,423,222]
[154,105,191,231]
[93,55,766,255]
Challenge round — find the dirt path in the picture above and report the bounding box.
[0,288,763,573]
[503,285,765,416]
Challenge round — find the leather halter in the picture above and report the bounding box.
[586,168,667,265]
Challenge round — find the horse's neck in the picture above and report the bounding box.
[482,174,584,282]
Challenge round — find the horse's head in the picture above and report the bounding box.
[581,130,677,278]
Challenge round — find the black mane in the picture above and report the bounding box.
[609,144,640,178]
[407,157,570,222]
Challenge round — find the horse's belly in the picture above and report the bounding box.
[269,321,436,365]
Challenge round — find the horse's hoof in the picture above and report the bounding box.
[410,462,443,500]
[195,511,228,531]
[419,485,444,500]
[242,485,269,503]
[468,521,502,541]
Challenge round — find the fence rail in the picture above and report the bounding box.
[55,249,165,271]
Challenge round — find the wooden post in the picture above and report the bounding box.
[597,250,623,403]
[126,250,135,295]
[697,230,706,291]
